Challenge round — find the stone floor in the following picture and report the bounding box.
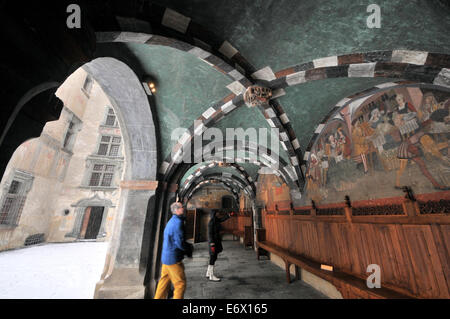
[183,239,328,299]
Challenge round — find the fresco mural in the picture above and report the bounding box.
[304,85,450,205]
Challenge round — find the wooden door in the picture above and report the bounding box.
[84,206,104,239]
[79,207,91,239]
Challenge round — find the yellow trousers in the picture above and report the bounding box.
[154,262,186,299]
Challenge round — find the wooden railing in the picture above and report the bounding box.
[261,191,450,299]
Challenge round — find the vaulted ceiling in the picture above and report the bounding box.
[1,0,450,200]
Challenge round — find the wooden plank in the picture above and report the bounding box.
[393,225,419,295]
[430,225,450,290]
[257,240,410,299]
[424,225,450,298]
[402,225,439,298]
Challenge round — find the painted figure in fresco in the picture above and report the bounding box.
[306,154,323,203]
[420,93,450,142]
[325,131,349,164]
[368,108,388,154]
[337,127,352,159]
[352,121,374,173]
[392,94,449,190]
[394,94,448,163]
[369,108,383,129]
[316,148,329,186]
[309,153,322,184]
[325,134,339,163]
[418,92,439,122]
[394,94,420,134]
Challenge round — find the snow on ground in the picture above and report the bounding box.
[0,241,108,299]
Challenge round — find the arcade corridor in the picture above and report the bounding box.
[0,1,449,300]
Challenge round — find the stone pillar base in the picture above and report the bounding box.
[94,267,146,299]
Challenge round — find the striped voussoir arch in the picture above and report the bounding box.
[269,50,450,90]
[95,32,252,86]
[182,173,254,201]
[201,154,293,188]
[181,161,256,194]
[182,172,254,199]
[181,167,255,200]
[300,80,450,191]
[158,96,245,179]
[138,4,258,77]
[168,138,299,189]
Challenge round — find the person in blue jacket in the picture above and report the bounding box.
[154,202,193,299]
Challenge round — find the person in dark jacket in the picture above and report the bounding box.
[154,202,193,299]
[206,209,232,281]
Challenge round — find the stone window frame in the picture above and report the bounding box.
[0,170,34,228]
[81,74,93,97]
[100,107,119,128]
[61,108,82,153]
[89,163,115,187]
[80,157,124,191]
[95,133,123,158]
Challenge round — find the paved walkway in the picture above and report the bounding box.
[183,239,327,299]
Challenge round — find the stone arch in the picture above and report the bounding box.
[161,136,298,189]
[181,172,255,201]
[96,32,251,87]
[181,161,257,193]
[269,51,450,91]
[80,57,159,299]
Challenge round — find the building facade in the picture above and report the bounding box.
[0,68,125,251]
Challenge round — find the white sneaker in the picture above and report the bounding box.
[206,265,212,277]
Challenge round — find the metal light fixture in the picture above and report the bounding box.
[143,77,157,95]
[148,82,156,93]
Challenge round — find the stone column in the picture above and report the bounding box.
[94,180,158,299]
[83,57,158,299]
